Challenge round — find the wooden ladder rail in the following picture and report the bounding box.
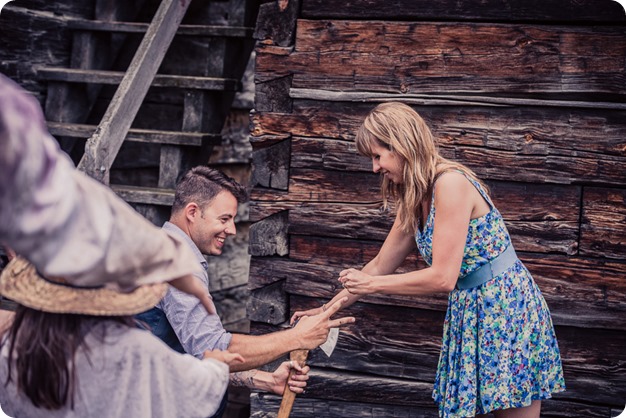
[78,0,191,184]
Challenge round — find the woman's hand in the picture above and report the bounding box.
[203,349,245,367]
[338,268,378,295]
[268,360,311,395]
[290,306,324,325]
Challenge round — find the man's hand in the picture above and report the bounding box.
[268,360,310,395]
[290,305,324,326]
[168,274,216,314]
[292,297,355,350]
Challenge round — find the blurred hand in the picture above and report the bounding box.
[203,349,245,367]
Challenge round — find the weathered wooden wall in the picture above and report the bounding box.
[249,1,626,417]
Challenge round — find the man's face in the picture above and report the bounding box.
[189,191,238,256]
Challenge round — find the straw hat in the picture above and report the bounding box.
[0,257,167,316]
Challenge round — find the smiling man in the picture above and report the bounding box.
[136,166,354,418]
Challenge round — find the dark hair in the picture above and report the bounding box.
[171,166,247,214]
[2,306,133,410]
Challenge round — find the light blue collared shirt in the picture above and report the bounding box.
[157,222,232,357]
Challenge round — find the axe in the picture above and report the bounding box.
[276,327,339,418]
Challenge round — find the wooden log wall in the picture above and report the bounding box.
[249,1,626,417]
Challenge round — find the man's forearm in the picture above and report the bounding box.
[230,370,279,394]
[227,329,300,372]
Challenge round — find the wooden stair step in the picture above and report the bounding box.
[38,67,240,91]
[47,122,220,146]
[111,184,175,206]
[67,19,254,38]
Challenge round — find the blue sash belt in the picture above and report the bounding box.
[456,245,519,290]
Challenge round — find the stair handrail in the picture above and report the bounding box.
[78,0,192,184]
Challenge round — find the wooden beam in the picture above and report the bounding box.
[47,121,219,146]
[256,20,626,98]
[38,67,239,90]
[300,0,626,23]
[290,88,626,111]
[67,19,253,37]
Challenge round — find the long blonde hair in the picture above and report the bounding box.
[355,102,487,233]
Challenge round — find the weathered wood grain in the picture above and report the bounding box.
[249,211,289,256]
[251,179,580,254]
[251,390,438,418]
[256,296,626,407]
[301,0,626,23]
[251,138,290,189]
[253,101,626,158]
[253,0,300,46]
[251,102,626,185]
[250,247,626,331]
[580,187,626,260]
[248,281,288,325]
[256,20,626,97]
[251,392,612,418]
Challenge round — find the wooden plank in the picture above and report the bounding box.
[255,21,626,97]
[290,88,626,111]
[250,181,580,255]
[252,101,626,159]
[252,111,626,187]
[77,0,192,183]
[67,19,253,37]
[37,67,239,91]
[47,121,219,146]
[580,187,626,260]
[110,185,175,206]
[300,0,626,23]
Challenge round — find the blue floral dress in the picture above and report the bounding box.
[416,174,565,417]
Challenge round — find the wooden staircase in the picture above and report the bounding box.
[39,0,258,225]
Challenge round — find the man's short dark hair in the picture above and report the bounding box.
[172,166,247,214]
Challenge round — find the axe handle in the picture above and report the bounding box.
[277,349,309,418]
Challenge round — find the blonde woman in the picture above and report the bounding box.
[292,102,565,418]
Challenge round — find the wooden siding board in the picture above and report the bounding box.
[300,0,626,23]
[253,102,626,158]
[252,103,626,185]
[255,20,626,97]
[580,187,626,259]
